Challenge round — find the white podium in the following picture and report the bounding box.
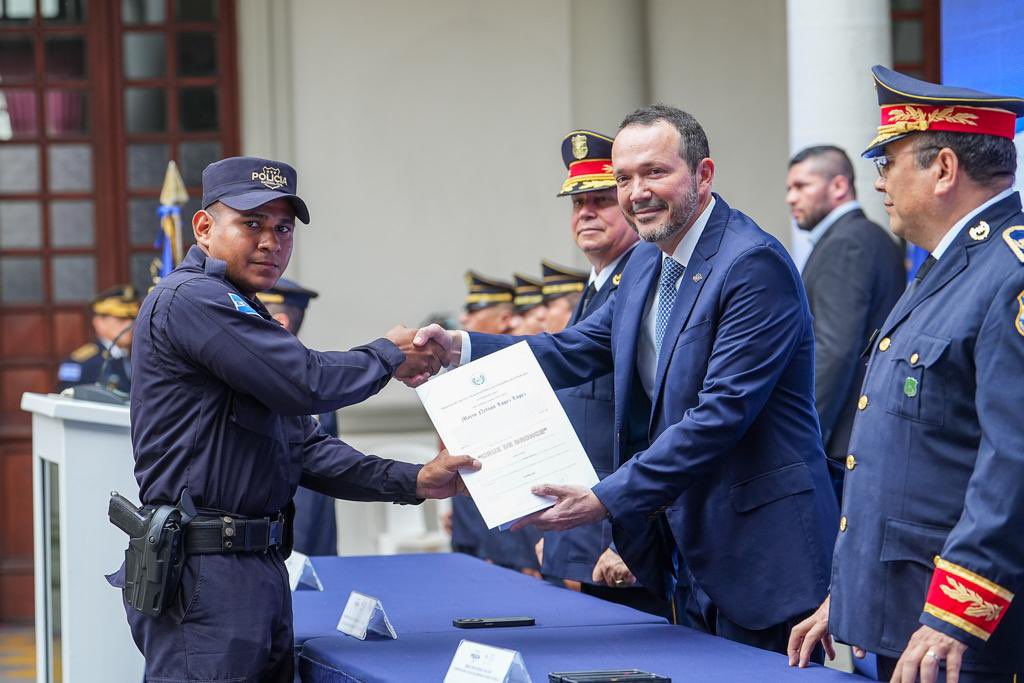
[20,393,143,683]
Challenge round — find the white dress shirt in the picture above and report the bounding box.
[636,196,716,397]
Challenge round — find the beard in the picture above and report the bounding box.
[795,204,831,231]
[627,175,700,244]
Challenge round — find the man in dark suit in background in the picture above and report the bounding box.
[786,146,905,501]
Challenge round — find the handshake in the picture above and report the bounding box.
[385,323,461,387]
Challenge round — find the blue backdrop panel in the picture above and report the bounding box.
[292,553,665,646]
[942,0,1024,133]
[298,623,856,683]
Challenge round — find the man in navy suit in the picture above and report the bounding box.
[414,105,838,653]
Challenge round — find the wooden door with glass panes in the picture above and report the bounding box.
[0,0,237,623]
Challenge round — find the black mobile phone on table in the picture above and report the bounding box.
[548,671,670,682]
[452,616,535,628]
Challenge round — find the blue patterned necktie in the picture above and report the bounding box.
[655,257,686,357]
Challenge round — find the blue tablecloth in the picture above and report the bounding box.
[298,623,856,682]
[292,553,666,645]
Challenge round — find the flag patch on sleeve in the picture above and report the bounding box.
[228,292,260,316]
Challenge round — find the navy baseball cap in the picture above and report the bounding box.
[201,156,310,224]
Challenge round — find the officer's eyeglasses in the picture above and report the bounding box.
[873,146,939,178]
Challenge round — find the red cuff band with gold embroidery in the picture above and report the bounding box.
[923,557,1014,641]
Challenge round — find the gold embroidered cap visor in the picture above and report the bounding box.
[862,65,1024,158]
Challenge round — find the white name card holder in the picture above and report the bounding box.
[444,639,532,683]
[284,550,324,592]
[336,591,398,640]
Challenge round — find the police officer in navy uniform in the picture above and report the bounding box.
[537,130,669,617]
[123,156,476,682]
[789,67,1024,683]
[57,285,140,393]
[256,278,339,556]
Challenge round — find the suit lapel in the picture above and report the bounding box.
[802,208,862,277]
[648,195,730,423]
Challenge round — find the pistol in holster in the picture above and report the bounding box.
[108,489,196,617]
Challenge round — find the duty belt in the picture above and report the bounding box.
[185,513,285,554]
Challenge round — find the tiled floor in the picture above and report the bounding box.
[0,627,34,682]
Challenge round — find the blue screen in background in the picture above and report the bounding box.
[942,0,1024,133]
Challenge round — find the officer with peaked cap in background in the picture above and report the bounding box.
[789,67,1024,683]
[541,259,588,333]
[450,272,541,573]
[257,278,339,556]
[510,273,548,335]
[537,130,668,616]
[58,284,140,393]
[116,156,476,681]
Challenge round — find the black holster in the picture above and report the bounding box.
[108,490,195,617]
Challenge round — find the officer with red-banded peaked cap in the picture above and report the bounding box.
[790,66,1024,683]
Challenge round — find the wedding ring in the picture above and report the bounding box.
[926,650,941,661]
[614,578,625,586]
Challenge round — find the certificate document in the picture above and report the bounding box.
[415,341,598,529]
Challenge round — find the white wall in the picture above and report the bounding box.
[646,0,792,244]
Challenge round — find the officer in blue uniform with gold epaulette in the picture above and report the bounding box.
[257,278,340,556]
[119,155,475,682]
[789,67,1024,683]
[538,130,670,616]
[57,285,140,393]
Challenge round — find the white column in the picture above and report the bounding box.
[786,0,892,265]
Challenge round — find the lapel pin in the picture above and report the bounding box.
[612,273,622,286]
[692,273,703,282]
[969,221,990,241]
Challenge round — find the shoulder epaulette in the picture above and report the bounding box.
[70,342,99,362]
[1002,226,1024,263]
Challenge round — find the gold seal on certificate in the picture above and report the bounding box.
[415,342,598,529]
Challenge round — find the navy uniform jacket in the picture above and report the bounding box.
[830,192,1024,671]
[801,208,905,465]
[130,246,422,516]
[58,340,132,393]
[543,248,633,584]
[471,195,838,629]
